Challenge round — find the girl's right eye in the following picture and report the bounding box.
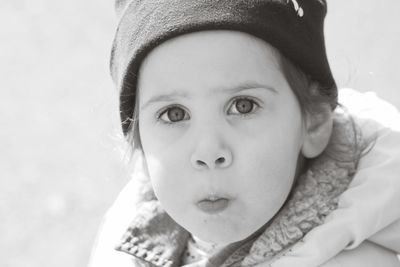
[158,106,190,123]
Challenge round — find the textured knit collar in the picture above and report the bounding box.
[115,112,363,267]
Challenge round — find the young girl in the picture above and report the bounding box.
[90,0,400,266]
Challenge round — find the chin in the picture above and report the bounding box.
[190,223,253,246]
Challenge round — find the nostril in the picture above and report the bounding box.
[196,160,207,166]
[192,155,230,170]
[216,157,225,165]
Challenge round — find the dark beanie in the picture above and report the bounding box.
[111,0,337,135]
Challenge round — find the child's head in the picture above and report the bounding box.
[136,30,335,244]
[111,0,337,245]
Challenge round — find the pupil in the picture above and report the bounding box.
[167,107,185,122]
[236,99,253,114]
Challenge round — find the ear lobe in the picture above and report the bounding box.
[301,105,333,158]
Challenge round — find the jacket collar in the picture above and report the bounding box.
[115,113,363,266]
[115,200,189,267]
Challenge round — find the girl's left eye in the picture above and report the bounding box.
[228,97,260,115]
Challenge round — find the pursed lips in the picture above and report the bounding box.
[196,194,232,214]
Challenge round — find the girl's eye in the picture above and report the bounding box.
[158,106,190,123]
[228,97,259,115]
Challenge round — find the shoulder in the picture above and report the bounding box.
[338,88,400,134]
[321,241,400,267]
[338,88,399,116]
[338,88,400,161]
[88,177,149,267]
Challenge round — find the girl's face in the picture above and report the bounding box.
[138,30,307,245]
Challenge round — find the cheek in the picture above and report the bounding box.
[141,138,193,214]
[249,154,297,210]
[239,139,300,207]
[143,150,184,196]
[139,114,194,208]
[237,113,304,217]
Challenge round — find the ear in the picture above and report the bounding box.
[301,103,333,158]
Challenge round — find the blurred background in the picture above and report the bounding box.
[1,0,399,266]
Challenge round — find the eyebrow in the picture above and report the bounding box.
[140,81,277,111]
[140,90,189,111]
[214,81,278,95]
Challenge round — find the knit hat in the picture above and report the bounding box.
[111,0,337,135]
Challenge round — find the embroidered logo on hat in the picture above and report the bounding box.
[288,0,304,17]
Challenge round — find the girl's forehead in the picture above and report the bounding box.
[137,30,285,101]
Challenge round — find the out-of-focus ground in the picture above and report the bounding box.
[0,0,399,267]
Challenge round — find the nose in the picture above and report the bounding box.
[190,139,233,170]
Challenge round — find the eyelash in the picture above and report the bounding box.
[156,96,262,124]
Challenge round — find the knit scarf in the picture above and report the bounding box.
[115,111,365,267]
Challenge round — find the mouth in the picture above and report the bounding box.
[196,195,231,214]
